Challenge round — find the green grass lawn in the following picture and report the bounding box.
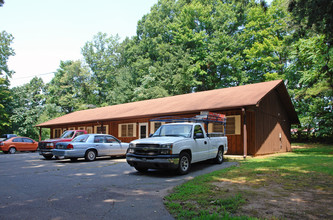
[164,143,333,219]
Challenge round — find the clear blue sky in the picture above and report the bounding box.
[0,0,158,87]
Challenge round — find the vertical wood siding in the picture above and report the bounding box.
[254,90,292,155]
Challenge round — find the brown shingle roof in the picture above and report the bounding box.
[36,80,299,127]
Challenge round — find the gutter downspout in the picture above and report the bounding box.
[242,108,247,159]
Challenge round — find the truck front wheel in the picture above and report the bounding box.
[177,152,191,175]
[134,166,148,173]
[43,155,53,160]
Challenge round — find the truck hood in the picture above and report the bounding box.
[41,138,72,143]
[131,136,186,144]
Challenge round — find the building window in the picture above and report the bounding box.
[208,123,225,133]
[68,127,75,130]
[78,127,85,130]
[150,122,165,134]
[94,125,109,134]
[226,115,241,135]
[53,128,62,138]
[119,123,136,137]
[86,127,93,134]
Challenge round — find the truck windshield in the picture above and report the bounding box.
[152,124,192,138]
[60,131,74,139]
[72,135,89,142]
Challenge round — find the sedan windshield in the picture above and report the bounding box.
[152,124,192,138]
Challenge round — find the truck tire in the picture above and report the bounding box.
[134,166,148,173]
[214,147,224,164]
[177,152,191,175]
[43,155,53,160]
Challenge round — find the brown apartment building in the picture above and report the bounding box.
[36,80,299,156]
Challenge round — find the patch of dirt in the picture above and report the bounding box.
[291,145,308,149]
[212,181,333,219]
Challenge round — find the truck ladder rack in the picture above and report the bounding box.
[150,112,227,136]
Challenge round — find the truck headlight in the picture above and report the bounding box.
[127,148,135,154]
[160,144,173,155]
[46,143,54,148]
[160,144,173,148]
[127,143,135,154]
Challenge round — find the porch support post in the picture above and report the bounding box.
[242,108,247,159]
[39,127,42,142]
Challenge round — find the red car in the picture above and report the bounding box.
[0,137,38,154]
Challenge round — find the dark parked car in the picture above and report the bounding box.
[0,134,17,141]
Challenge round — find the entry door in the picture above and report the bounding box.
[139,123,148,139]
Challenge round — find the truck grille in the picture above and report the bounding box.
[38,142,47,149]
[38,142,52,149]
[134,144,160,156]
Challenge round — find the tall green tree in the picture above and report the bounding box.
[287,0,333,141]
[242,0,291,83]
[0,30,15,134]
[81,32,121,106]
[287,35,333,140]
[287,0,333,95]
[288,0,333,44]
[10,77,45,140]
[46,60,94,113]
[128,0,251,95]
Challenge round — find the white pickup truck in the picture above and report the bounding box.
[126,122,228,174]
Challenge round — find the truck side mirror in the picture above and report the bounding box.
[194,133,204,139]
[149,134,153,138]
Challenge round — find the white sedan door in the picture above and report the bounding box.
[93,135,110,156]
[104,136,123,155]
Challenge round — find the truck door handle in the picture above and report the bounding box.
[204,141,207,145]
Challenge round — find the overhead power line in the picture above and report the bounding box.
[11,72,55,80]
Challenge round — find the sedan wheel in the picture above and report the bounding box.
[9,147,17,154]
[85,150,96,161]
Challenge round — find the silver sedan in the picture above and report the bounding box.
[52,134,129,161]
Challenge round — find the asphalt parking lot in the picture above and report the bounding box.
[0,152,237,220]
